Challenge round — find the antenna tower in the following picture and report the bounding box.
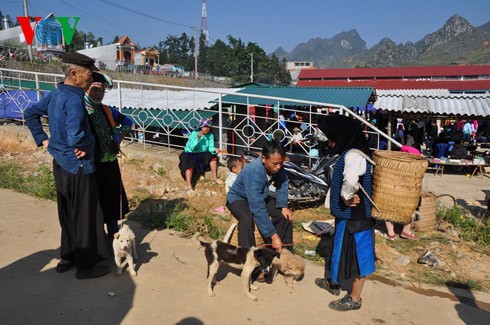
[201,0,209,46]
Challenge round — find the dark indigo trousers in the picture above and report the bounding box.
[53,159,107,271]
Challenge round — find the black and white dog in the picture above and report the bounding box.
[200,240,279,301]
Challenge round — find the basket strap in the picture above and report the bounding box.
[359,184,381,212]
[347,149,379,212]
[348,149,376,166]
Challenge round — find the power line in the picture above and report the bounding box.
[100,0,195,30]
[66,0,165,40]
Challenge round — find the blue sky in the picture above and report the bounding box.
[2,0,489,53]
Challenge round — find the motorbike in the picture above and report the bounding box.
[242,128,337,204]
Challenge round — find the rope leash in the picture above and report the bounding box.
[259,243,295,249]
[118,149,127,231]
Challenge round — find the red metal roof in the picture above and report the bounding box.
[296,79,490,91]
[298,65,490,79]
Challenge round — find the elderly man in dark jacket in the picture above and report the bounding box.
[25,52,110,279]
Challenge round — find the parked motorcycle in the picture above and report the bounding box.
[241,148,337,205]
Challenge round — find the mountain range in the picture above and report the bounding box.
[272,14,490,68]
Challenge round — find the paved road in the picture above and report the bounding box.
[1,188,489,324]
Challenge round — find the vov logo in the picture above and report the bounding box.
[17,15,80,46]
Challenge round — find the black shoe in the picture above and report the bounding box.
[56,261,75,273]
[75,265,111,280]
[329,294,362,311]
[315,278,341,296]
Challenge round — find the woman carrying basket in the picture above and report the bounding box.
[316,115,375,311]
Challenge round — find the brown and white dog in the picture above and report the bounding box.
[200,239,279,301]
[113,224,138,276]
[272,249,305,292]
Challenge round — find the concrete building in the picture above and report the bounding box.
[79,35,136,70]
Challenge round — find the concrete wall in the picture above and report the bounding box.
[79,44,118,70]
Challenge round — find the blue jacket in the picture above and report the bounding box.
[25,83,96,174]
[227,157,288,238]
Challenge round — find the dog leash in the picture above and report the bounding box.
[260,243,295,249]
[118,149,127,230]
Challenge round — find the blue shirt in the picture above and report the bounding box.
[227,157,289,238]
[25,83,96,175]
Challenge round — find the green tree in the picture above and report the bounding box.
[197,32,209,74]
[206,39,231,76]
[156,40,168,64]
[65,30,105,52]
[163,35,180,63]
[158,32,195,69]
[65,29,85,52]
[198,36,291,85]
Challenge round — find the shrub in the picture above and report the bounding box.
[0,162,24,191]
[27,164,56,200]
[165,204,195,232]
[437,205,490,246]
[0,162,56,200]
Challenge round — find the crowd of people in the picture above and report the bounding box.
[21,52,447,312]
[366,115,488,158]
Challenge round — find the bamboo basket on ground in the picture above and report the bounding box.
[413,193,456,231]
[371,150,428,224]
[227,216,265,247]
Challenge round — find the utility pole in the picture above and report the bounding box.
[250,53,254,82]
[23,0,33,61]
[193,27,198,79]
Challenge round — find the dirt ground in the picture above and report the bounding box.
[1,187,490,325]
[1,122,490,323]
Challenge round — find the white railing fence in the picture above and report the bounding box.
[0,67,400,164]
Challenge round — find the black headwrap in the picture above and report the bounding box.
[318,115,371,155]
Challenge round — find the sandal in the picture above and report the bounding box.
[400,231,418,240]
[210,206,228,215]
[387,233,396,241]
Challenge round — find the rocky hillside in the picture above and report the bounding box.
[283,29,367,67]
[274,14,490,67]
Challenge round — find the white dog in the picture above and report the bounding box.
[113,224,138,276]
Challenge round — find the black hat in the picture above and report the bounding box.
[61,52,99,71]
[91,72,113,90]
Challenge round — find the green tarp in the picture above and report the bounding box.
[220,86,375,108]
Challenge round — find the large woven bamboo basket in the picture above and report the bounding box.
[228,216,265,247]
[371,150,428,223]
